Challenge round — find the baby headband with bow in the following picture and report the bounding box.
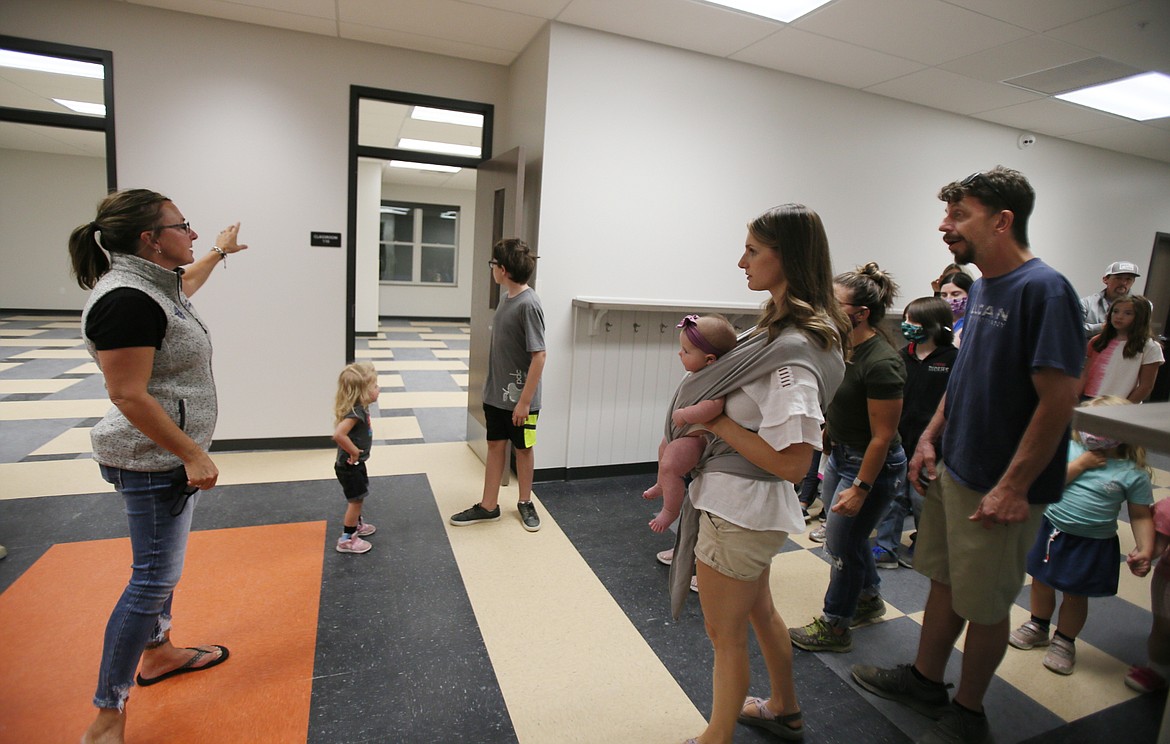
[678,315,720,356]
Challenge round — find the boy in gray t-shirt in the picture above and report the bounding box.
[450,238,547,532]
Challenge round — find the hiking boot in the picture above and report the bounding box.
[449,503,501,526]
[809,525,827,543]
[851,595,887,627]
[1008,620,1050,650]
[518,501,541,532]
[873,546,899,569]
[1043,636,1075,675]
[336,535,372,554]
[790,617,852,652]
[917,702,992,744]
[850,663,950,718]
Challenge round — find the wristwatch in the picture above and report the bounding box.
[852,477,872,492]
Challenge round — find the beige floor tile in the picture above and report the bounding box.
[0,458,107,500]
[9,349,91,359]
[371,360,467,371]
[3,315,81,322]
[382,325,428,333]
[995,605,1137,721]
[376,374,404,389]
[371,416,423,440]
[0,363,18,373]
[771,548,834,627]
[415,321,468,328]
[420,333,471,340]
[0,378,80,395]
[450,374,469,387]
[67,362,101,375]
[31,427,93,456]
[367,340,444,349]
[427,444,707,743]
[355,349,395,359]
[434,349,469,359]
[0,399,110,421]
[0,329,46,337]
[42,322,81,329]
[377,391,467,409]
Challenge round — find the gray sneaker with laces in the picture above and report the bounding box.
[851,595,887,627]
[449,503,501,526]
[850,663,951,718]
[518,501,541,532]
[918,702,992,744]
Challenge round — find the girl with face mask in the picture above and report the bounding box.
[937,271,973,347]
[872,297,958,569]
[1008,396,1155,676]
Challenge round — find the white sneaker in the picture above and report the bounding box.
[1008,620,1050,650]
[1043,636,1075,675]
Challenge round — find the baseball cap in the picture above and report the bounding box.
[1105,261,1140,277]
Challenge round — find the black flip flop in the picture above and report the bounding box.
[136,645,230,686]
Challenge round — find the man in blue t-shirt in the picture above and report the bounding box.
[851,167,1083,744]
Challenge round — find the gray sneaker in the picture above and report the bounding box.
[449,503,501,526]
[1043,636,1075,675]
[517,501,541,532]
[873,546,899,569]
[790,617,852,653]
[809,525,827,543]
[851,663,951,718]
[1008,620,1050,650]
[917,702,993,744]
[851,595,887,627]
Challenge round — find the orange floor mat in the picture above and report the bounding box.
[0,521,326,744]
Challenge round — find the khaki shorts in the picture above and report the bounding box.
[695,511,788,582]
[915,464,1045,625]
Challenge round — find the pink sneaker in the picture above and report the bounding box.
[1126,665,1167,694]
[336,535,372,554]
[355,520,376,537]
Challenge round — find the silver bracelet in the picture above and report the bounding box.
[212,246,227,267]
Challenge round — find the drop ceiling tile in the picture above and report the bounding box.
[340,23,518,64]
[942,0,1136,33]
[864,67,1041,115]
[731,28,924,89]
[938,35,1096,84]
[792,0,1031,66]
[973,97,1130,136]
[342,0,547,52]
[1063,122,1170,163]
[462,0,573,18]
[1047,0,1170,72]
[557,0,780,58]
[128,0,339,34]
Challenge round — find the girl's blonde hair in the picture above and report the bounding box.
[334,361,377,424]
[1075,395,1151,477]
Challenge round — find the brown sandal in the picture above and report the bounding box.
[738,696,804,740]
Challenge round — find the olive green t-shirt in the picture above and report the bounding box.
[826,334,904,450]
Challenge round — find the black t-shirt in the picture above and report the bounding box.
[898,343,957,457]
[85,288,167,350]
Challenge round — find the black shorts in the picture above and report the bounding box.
[335,461,369,502]
[484,404,539,450]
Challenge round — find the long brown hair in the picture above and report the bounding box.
[1090,295,1154,358]
[746,204,850,354]
[68,189,169,289]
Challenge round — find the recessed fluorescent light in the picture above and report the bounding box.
[398,138,481,158]
[380,206,411,215]
[0,49,104,78]
[1055,72,1170,121]
[53,98,106,116]
[388,160,461,173]
[440,211,458,219]
[411,106,483,128]
[700,0,833,23]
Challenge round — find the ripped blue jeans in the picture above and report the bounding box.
[820,443,906,628]
[94,465,197,709]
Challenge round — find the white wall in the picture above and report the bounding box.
[377,182,476,319]
[0,148,106,310]
[1,0,508,441]
[534,23,1170,472]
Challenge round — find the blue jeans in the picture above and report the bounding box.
[820,443,907,627]
[797,450,822,508]
[94,465,198,709]
[874,476,924,555]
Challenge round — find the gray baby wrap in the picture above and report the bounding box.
[667,325,844,619]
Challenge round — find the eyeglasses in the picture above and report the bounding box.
[487,260,501,268]
[156,221,193,234]
[961,172,1010,210]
